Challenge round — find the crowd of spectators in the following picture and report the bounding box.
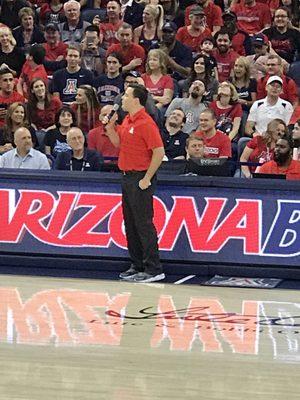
[0,0,299,179]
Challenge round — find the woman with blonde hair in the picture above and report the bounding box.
[0,102,37,154]
[71,85,101,134]
[230,56,257,113]
[210,81,243,143]
[133,4,164,52]
[142,48,174,108]
[240,118,288,178]
[0,26,25,76]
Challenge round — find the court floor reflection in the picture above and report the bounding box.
[0,274,300,400]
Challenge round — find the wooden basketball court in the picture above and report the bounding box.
[0,273,299,399]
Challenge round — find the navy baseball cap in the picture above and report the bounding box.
[162,21,177,32]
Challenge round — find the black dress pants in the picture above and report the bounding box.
[121,171,162,275]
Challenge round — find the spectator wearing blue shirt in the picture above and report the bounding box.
[162,107,189,159]
[52,45,93,104]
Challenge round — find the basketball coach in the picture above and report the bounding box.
[104,83,165,283]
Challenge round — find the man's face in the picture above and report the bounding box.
[274,138,291,164]
[99,104,114,123]
[216,34,230,53]
[186,139,205,158]
[162,30,176,46]
[106,55,121,74]
[65,4,80,21]
[124,76,138,90]
[122,86,136,112]
[0,73,14,94]
[166,109,185,129]
[189,80,205,98]
[84,31,99,48]
[14,129,32,153]
[67,129,85,151]
[190,14,206,29]
[118,28,132,47]
[45,29,59,44]
[107,1,120,19]
[66,49,80,68]
[199,111,216,132]
[266,58,281,75]
[266,82,282,97]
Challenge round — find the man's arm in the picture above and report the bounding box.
[104,115,120,148]
[139,147,165,190]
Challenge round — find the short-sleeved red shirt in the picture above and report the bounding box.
[141,74,174,97]
[257,159,300,180]
[231,2,271,35]
[176,26,212,53]
[116,107,163,171]
[31,96,62,130]
[20,60,48,98]
[100,21,123,49]
[106,43,146,73]
[88,123,120,158]
[194,129,232,158]
[246,136,274,172]
[185,2,223,31]
[212,49,239,82]
[210,101,243,121]
[43,41,68,62]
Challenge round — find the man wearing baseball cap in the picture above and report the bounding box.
[184,0,223,34]
[176,6,211,54]
[43,23,68,76]
[159,21,192,80]
[256,54,298,108]
[222,10,252,56]
[246,75,293,136]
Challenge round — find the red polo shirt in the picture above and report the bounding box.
[106,43,146,73]
[88,123,120,158]
[195,129,232,158]
[185,2,223,31]
[257,159,300,180]
[116,108,163,171]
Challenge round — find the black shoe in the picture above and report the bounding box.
[119,266,139,279]
[123,272,165,283]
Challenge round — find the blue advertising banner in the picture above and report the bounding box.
[0,171,299,267]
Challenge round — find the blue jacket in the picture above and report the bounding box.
[54,149,103,171]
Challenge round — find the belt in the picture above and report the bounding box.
[122,170,147,176]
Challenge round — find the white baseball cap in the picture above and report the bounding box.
[266,75,283,86]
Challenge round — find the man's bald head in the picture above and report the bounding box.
[67,127,85,150]
[14,127,32,154]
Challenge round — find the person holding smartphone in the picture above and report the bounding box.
[80,25,106,77]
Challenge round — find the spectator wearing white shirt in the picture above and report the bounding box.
[245,75,293,137]
[0,127,50,169]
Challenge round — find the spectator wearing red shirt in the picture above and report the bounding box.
[185,0,223,34]
[106,22,146,73]
[39,0,66,26]
[142,49,174,109]
[240,118,287,177]
[43,23,68,76]
[105,83,165,283]
[231,0,271,35]
[257,134,300,179]
[256,54,298,107]
[97,0,123,50]
[212,28,239,82]
[176,6,211,55]
[210,81,243,143]
[17,44,48,99]
[0,66,24,127]
[195,108,232,158]
[88,104,120,159]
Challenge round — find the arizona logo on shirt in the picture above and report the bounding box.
[63,79,78,95]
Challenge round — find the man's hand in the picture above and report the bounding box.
[3,143,13,152]
[138,176,151,190]
[128,58,143,69]
[92,15,101,26]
